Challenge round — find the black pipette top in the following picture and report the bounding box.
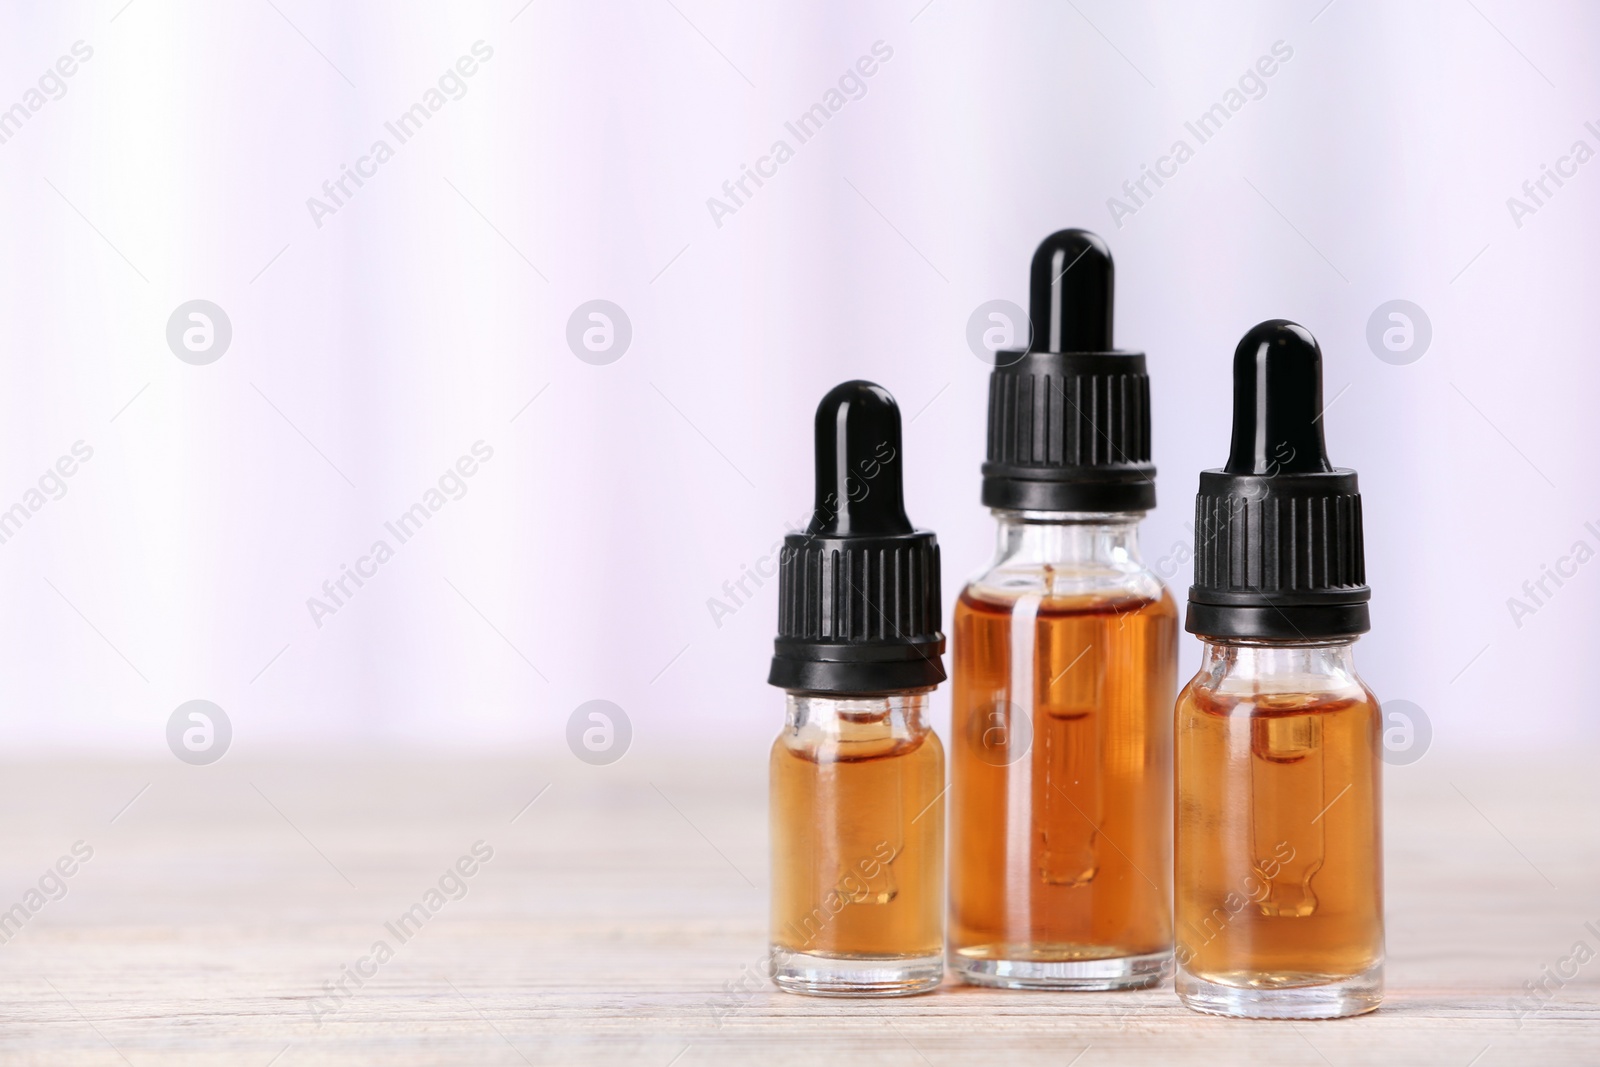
[1186,320,1371,640]
[768,381,946,694]
[982,229,1156,513]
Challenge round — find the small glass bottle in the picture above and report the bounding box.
[767,381,947,997]
[1175,320,1384,1019]
[949,231,1178,990]
[770,690,944,995]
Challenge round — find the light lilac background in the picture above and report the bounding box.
[0,0,1594,759]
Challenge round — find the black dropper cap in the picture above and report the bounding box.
[982,229,1155,513]
[768,381,946,694]
[1186,320,1370,640]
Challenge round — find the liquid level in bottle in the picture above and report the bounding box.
[949,588,1177,978]
[770,728,944,961]
[1175,683,1383,1011]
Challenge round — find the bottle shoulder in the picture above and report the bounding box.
[966,515,1166,604]
[1177,651,1377,720]
[773,693,941,765]
[773,722,941,764]
[959,576,1176,619]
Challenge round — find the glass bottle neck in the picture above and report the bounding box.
[1195,638,1363,695]
[784,689,932,735]
[989,510,1147,568]
[780,690,933,758]
[969,510,1162,602]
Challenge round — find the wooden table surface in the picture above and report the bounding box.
[0,749,1595,1065]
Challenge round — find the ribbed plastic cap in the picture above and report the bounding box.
[769,381,946,694]
[1186,320,1371,640]
[982,229,1156,513]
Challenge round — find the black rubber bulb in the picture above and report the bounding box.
[1028,229,1114,353]
[1224,319,1334,475]
[809,380,912,536]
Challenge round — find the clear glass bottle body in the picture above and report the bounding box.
[1175,639,1384,1018]
[949,511,1177,989]
[769,689,944,996]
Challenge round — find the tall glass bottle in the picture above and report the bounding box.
[949,231,1178,989]
[768,381,947,996]
[1175,320,1383,1018]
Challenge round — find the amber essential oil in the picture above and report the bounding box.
[949,524,1176,988]
[770,691,944,990]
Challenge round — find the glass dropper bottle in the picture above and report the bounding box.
[767,381,947,996]
[948,230,1178,989]
[1175,319,1384,1019]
